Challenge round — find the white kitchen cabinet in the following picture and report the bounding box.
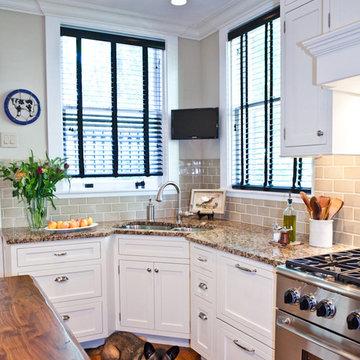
[115,235,190,339]
[191,297,215,360]
[281,0,333,156]
[119,260,155,329]
[3,237,109,343]
[324,0,360,32]
[217,252,275,348]
[283,0,313,12]
[215,319,274,360]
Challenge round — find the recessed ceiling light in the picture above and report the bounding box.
[171,0,187,6]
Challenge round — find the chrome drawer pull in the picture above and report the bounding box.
[198,282,208,290]
[54,276,69,282]
[61,315,70,321]
[197,256,207,262]
[235,264,257,273]
[198,312,208,320]
[54,252,67,256]
[233,340,255,353]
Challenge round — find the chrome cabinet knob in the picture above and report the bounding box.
[54,276,69,282]
[317,130,324,136]
[147,268,152,272]
[61,315,70,321]
[154,268,159,273]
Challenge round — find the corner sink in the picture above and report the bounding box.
[117,223,173,231]
[115,222,212,232]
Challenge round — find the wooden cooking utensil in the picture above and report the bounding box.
[327,198,344,220]
[310,196,322,220]
[300,191,312,216]
[322,199,331,220]
[318,196,330,208]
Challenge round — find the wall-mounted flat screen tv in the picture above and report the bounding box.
[171,107,219,140]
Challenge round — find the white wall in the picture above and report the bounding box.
[0,10,47,159]
[178,32,220,160]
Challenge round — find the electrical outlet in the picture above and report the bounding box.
[0,132,17,148]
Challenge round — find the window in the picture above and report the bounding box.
[228,8,312,193]
[60,28,164,178]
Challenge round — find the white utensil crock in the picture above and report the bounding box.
[309,219,333,248]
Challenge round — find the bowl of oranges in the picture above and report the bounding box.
[45,217,96,233]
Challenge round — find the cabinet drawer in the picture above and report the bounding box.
[191,297,215,360]
[215,319,274,360]
[118,235,189,259]
[21,264,102,303]
[190,243,216,276]
[191,270,215,304]
[217,252,275,347]
[56,300,103,340]
[16,241,101,267]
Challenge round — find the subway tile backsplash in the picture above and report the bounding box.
[1,156,360,246]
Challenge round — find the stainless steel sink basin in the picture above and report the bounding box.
[115,222,212,232]
[171,227,212,232]
[118,223,173,231]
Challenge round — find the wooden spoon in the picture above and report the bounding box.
[327,198,344,220]
[322,199,331,220]
[310,196,322,220]
[300,192,312,216]
[318,196,331,208]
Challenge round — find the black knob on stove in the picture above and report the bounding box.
[299,294,317,311]
[316,300,336,318]
[284,288,300,305]
[347,312,360,330]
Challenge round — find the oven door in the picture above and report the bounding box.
[276,310,360,360]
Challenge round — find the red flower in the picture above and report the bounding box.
[37,166,43,174]
[56,168,61,173]
[64,163,69,169]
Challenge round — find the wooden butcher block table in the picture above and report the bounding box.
[0,275,89,360]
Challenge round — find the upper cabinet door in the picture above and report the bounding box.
[281,0,333,156]
[325,0,360,32]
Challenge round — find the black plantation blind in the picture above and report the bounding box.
[60,28,164,178]
[229,8,312,192]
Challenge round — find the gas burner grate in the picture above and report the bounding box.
[286,249,360,286]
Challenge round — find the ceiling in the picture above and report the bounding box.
[65,0,237,28]
[0,0,269,39]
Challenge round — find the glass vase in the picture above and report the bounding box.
[24,198,48,231]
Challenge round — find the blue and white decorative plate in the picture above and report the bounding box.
[4,89,41,125]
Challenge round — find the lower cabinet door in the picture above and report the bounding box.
[119,260,155,329]
[56,300,103,341]
[154,262,189,334]
[215,319,274,360]
[191,297,214,360]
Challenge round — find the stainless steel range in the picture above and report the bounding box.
[276,249,360,360]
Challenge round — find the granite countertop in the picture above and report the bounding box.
[1,218,355,266]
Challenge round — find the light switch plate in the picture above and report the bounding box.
[0,132,17,148]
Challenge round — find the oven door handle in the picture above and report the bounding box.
[277,317,359,360]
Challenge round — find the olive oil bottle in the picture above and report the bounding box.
[283,193,296,243]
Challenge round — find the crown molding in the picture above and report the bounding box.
[303,21,360,57]
[0,0,280,40]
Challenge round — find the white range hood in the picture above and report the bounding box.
[303,21,360,94]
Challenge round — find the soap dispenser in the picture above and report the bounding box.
[283,192,296,243]
[147,199,155,222]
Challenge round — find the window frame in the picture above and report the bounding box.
[60,27,165,179]
[219,4,314,200]
[45,16,179,197]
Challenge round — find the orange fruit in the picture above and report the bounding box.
[86,217,93,226]
[56,221,63,229]
[76,219,82,227]
[80,219,88,227]
[69,220,77,228]
[61,221,70,229]
[48,221,56,229]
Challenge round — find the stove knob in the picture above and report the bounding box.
[299,294,317,311]
[316,300,336,318]
[284,288,300,305]
[347,312,360,330]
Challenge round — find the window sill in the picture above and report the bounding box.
[225,188,309,203]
